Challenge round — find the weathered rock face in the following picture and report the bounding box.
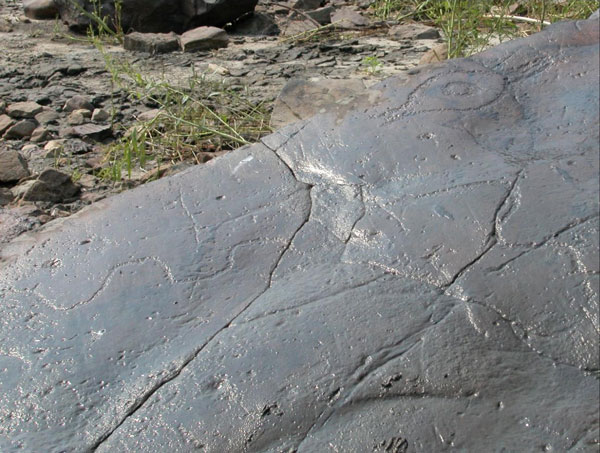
[0,17,599,453]
[54,0,258,33]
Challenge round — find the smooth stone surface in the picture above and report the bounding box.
[0,18,598,453]
[180,26,229,52]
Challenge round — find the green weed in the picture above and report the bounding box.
[362,55,384,74]
[91,40,270,181]
[372,0,599,58]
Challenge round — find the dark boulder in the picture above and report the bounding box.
[53,0,258,34]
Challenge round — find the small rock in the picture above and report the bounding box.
[0,187,14,206]
[0,114,15,135]
[63,95,94,112]
[389,23,440,40]
[419,42,448,64]
[293,0,323,10]
[67,109,91,125]
[3,120,37,139]
[137,109,162,122]
[6,101,43,119]
[91,108,110,122]
[35,109,60,125]
[306,6,334,25]
[0,150,30,183]
[228,12,279,36]
[77,173,98,189]
[180,27,229,52]
[20,144,41,159]
[44,139,65,153]
[124,32,180,54]
[23,0,59,19]
[30,127,52,143]
[331,7,369,29]
[62,123,112,140]
[14,168,79,202]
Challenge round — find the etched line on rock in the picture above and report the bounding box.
[90,187,314,451]
[178,188,202,246]
[241,273,387,324]
[261,121,312,183]
[294,303,457,452]
[34,256,176,311]
[443,171,523,289]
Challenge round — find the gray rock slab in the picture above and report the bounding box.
[123,32,180,55]
[6,101,43,119]
[0,150,30,183]
[331,7,370,29]
[3,119,37,139]
[389,23,440,40]
[180,26,229,52]
[0,17,599,453]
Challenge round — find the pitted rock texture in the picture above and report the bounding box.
[0,18,599,452]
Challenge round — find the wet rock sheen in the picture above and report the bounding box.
[0,17,598,453]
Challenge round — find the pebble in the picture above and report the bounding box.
[63,95,94,112]
[35,109,60,124]
[91,108,110,122]
[0,150,30,183]
[4,119,37,139]
[6,101,43,118]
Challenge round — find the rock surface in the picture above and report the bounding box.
[270,77,382,129]
[123,31,180,54]
[0,17,598,452]
[0,150,30,182]
[1,0,443,238]
[54,0,259,33]
[179,26,229,52]
[23,0,59,20]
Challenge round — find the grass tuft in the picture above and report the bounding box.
[372,0,599,58]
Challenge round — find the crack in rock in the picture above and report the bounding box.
[90,187,314,451]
